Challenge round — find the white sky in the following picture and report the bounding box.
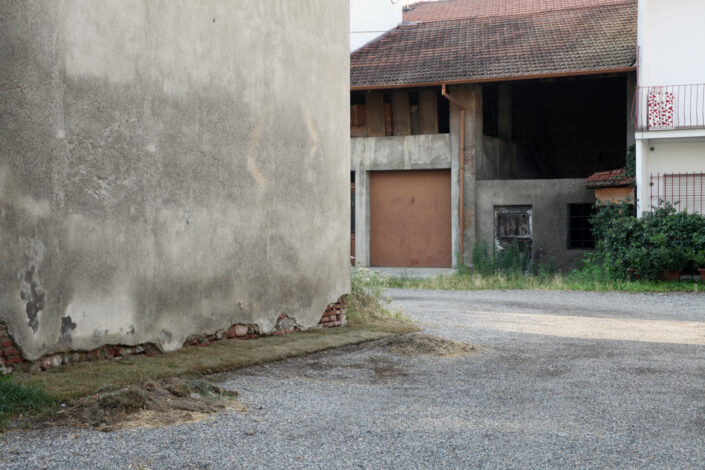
[350,0,436,51]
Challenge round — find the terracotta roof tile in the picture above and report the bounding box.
[585,168,635,188]
[351,2,637,88]
[403,0,635,22]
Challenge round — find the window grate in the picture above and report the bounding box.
[568,204,595,249]
[650,172,705,214]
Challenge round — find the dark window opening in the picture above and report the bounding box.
[568,204,595,249]
[511,83,533,144]
[438,91,450,133]
[483,85,498,137]
[351,92,365,106]
[409,90,420,135]
[383,93,393,136]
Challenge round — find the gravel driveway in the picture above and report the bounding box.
[3,289,705,469]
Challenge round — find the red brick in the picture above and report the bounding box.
[234,325,248,337]
[7,356,24,365]
[3,348,20,357]
[1,340,13,348]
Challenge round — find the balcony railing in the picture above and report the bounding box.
[635,84,705,132]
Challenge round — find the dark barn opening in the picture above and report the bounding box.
[480,76,628,180]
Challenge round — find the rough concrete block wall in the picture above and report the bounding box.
[0,1,350,361]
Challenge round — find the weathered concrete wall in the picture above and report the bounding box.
[447,85,482,260]
[351,134,451,170]
[350,134,456,266]
[476,179,595,272]
[0,0,350,360]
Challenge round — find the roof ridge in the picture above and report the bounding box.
[394,2,636,30]
[402,0,637,25]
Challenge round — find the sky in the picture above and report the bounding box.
[350,0,437,51]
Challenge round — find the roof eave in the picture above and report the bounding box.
[350,66,636,91]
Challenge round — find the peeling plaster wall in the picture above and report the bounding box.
[0,0,350,360]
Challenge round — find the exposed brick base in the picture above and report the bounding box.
[0,322,24,375]
[0,297,347,375]
[318,297,346,328]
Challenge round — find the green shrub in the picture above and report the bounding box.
[589,201,705,280]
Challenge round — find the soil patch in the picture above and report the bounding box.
[380,334,478,357]
[54,378,243,432]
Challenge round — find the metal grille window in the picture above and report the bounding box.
[650,173,705,214]
[568,204,595,249]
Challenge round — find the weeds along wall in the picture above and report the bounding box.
[0,1,350,362]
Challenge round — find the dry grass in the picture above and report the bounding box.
[54,378,245,432]
[380,334,479,357]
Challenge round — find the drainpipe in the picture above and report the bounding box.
[441,84,466,263]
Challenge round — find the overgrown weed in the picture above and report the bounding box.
[346,268,409,323]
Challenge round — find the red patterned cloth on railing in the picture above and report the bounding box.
[647,90,674,129]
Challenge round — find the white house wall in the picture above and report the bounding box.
[638,0,705,86]
[637,139,705,213]
[636,0,705,215]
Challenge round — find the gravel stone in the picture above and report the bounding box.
[2,289,705,469]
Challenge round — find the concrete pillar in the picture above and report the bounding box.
[448,84,482,263]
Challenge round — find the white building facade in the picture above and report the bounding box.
[635,0,705,215]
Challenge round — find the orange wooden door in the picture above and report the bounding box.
[369,170,451,267]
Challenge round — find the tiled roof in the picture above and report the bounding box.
[351,2,637,88]
[403,0,636,22]
[585,169,635,188]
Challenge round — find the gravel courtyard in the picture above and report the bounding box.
[2,289,705,469]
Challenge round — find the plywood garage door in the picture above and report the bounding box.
[370,170,451,267]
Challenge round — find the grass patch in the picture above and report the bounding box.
[0,376,56,427]
[9,321,415,406]
[357,270,704,293]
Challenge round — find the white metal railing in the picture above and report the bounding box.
[635,84,705,131]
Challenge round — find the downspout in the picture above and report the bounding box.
[441,84,466,263]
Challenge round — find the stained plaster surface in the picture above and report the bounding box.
[0,0,350,360]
